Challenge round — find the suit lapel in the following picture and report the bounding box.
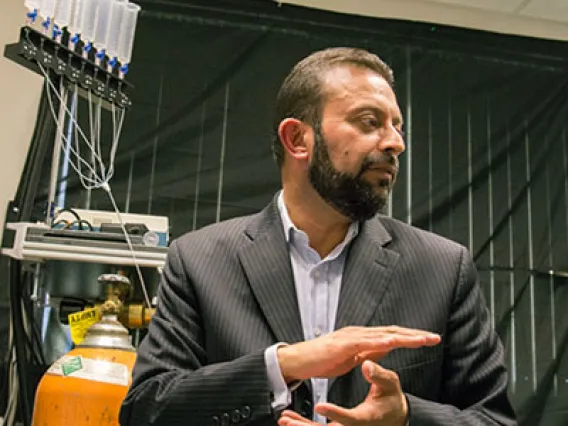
[334,217,400,330]
[237,199,304,345]
[330,217,400,403]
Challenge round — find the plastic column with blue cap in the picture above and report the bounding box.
[24,0,40,24]
[106,0,128,73]
[80,0,98,59]
[67,0,84,51]
[117,2,141,78]
[53,0,73,43]
[93,0,114,65]
[39,0,56,34]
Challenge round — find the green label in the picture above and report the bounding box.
[61,356,83,376]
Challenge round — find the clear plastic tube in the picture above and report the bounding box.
[80,0,98,43]
[93,0,114,50]
[39,0,57,19]
[68,0,84,35]
[106,0,127,59]
[25,0,41,23]
[54,0,73,28]
[117,2,141,64]
[24,0,41,11]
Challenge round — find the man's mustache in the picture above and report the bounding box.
[360,154,399,174]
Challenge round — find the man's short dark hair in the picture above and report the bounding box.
[272,47,395,168]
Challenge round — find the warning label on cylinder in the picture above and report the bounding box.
[61,356,82,376]
[68,307,101,345]
[48,355,129,387]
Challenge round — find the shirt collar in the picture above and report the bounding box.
[277,190,359,248]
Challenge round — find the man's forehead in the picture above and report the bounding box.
[321,64,392,94]
[321,65,402,117]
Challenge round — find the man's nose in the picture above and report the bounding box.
[377,124,405,155]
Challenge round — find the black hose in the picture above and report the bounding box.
[9,259,31,426]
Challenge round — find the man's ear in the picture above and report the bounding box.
[278,118,310,162]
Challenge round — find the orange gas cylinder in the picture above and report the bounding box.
[33,274,137,426]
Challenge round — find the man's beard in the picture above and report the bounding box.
[308,125,397,222]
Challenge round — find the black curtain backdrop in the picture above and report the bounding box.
[30,0,568,424]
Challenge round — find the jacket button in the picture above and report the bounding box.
[231,409,241,423]
[221,413,230,426]
[241,406,251,420]
[300,400,312,418]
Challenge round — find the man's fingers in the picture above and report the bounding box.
[280,410,310,421]
[380,333,441,348]
[278,418,312,426]
[315,402,361,425]
[363,325,440,338]
[362,360,399,391]
[278,410,318,426]
[354,333,440,355]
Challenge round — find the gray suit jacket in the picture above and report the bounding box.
[119,197,516,426]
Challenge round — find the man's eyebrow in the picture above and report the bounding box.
[392,116,404,127]
[349,105,404,127]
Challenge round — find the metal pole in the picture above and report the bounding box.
[125,153,134,213]
[506,124,517,393]
[487,100,495,329]
[193,102,206,230]
[544,135,557,396]
[467,105,473,254]
[216,83,230,223]
[448,99,453,236]
[57,91,76,209]
[428,107,433,231]
[524,120,537,392]
[405,47,413,224]
[47,85,68,225]
[148,72,165,214]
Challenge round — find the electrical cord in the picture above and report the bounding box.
[21,273,46,367]
[53,207,81,223]
[9,259,31,426]
[65,219,94,231]
[51,219,70,228]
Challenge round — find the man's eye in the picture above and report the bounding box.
[361,117,378,127]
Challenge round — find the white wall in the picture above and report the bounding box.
[280,0,568,42]
[0,2,43,229]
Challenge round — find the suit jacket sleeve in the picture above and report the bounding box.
[407,247,517,425]
[119,239,275,426]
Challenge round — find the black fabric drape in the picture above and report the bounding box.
[25,1,568,424]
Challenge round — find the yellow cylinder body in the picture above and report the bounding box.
[32,347,136,426]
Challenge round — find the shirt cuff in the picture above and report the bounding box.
[265,343,292,410]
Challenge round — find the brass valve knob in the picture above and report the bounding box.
[98,273,132,316]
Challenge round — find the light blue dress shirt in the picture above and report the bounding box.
[264,192,359,424]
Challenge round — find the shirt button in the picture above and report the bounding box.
[241,406,251,420]
[221,413,230,426]
[314,327,322,337]
[313,270,320,279]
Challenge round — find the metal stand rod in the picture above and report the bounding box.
[487,100,496,329]
[524,120,537,392]
[46,84,68,225]
[405,47,413,224]
[506,124,517,393]
[467,106,473,254]
[216,83,230,223]
[192,102,206,231]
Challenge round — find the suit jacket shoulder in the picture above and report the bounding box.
[376,214,465,257]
